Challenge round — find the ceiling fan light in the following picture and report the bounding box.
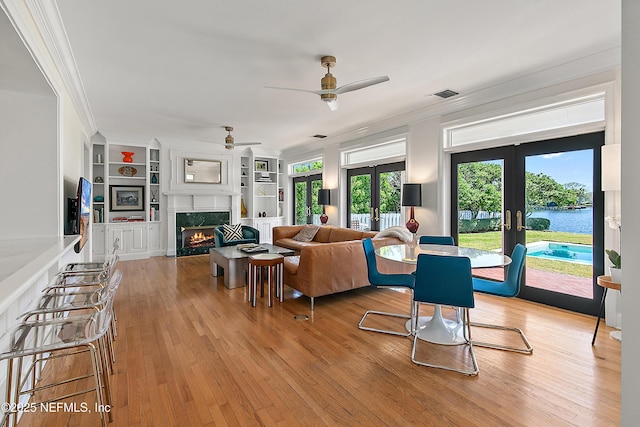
[321,93,337,102]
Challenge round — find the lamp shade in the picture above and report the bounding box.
[318,189,331,205]
[601,144,621,191]
[401,183,422,206]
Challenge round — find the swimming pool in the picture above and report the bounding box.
[526,241,592,265]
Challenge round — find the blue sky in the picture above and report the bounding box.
[526,149,593,191]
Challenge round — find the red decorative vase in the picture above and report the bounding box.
[121,151,134,163]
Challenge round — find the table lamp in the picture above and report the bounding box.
[318,189,331,225]
[402,183,422,234]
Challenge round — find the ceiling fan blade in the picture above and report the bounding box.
[326,99,339,111]
[197,139,226,145]
[265,86,323,95]
[334,76,389,94]
[233,142,262,146]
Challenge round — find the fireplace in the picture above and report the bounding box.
[175,211,230,256]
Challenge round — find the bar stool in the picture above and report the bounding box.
[248,253,284,307]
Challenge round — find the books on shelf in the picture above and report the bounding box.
[93,207,105,223]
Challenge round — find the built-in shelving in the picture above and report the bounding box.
[90,134,162,259]
[239,151,284,243]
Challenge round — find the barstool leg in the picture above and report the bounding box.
[267,265,273,307]
[247,260,253,303]
[278,262,284,303]
[252,263,258,307]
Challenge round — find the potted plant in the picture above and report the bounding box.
[606,249,621,283]
[605,215,622,283]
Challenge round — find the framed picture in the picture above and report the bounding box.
[110,185,144,211]
[255,160,268,171]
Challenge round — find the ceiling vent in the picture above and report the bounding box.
[312,134,327,139]
[433,89,459,99]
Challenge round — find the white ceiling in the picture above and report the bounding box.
[52,0,620,151]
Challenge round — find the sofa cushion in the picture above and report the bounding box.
[328,227,363,242]
[313,226,332,243]
[293,224,320,242]
[223,223,243,241]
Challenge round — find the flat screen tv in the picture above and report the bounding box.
[74,177,92,253]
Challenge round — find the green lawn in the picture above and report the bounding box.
[459,231,593,278]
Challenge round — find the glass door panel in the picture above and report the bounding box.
[453,152,508,282]
[348,171,371,230]
[310,179,322,225]
[293,179,308,225]
[378,170,404,231]
[519,144,602,306]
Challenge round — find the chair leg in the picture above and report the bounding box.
[358,289,414,337]
[411,307,479,376]
[470,321,533,354]
[359,310,412,336]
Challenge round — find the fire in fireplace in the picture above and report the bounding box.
[181,227,216,248]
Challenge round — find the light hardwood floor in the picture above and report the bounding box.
[16,255,620,426]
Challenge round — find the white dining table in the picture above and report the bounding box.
[375,243,512,345]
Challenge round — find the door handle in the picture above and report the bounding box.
[503,210,512,230]
[370,207,374,219]
[374,208,380,221]
[516,210,531,231]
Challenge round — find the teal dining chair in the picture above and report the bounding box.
[359,238,416,336]
[411,253,478,375]
[418,235,455,245]
[471,243,533,354]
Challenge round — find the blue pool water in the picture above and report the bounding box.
[527,241,592,265]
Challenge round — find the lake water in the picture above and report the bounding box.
[529,207,593,234]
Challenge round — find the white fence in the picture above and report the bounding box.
[350,213,402,231]
[458,210,501,220]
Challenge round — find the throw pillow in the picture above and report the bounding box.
[292,225,320,242]
[374,226,413,242]
[223,223,244,241]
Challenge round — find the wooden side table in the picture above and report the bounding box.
[592,275,621,345]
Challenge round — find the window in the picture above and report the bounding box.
[342,138,406,167]
[291,159,323,175]
[444,95,605,149]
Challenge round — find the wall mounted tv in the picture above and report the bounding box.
[68,177,92,253]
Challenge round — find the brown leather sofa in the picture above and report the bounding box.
[272,225,405,309]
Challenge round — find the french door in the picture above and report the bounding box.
[450,132,604,315]
[293,174,323,225]
[346,162,404,232]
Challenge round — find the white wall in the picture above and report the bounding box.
[621,1,639,424]
[0,89,58,238]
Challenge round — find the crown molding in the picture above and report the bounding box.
[24,0,96,133]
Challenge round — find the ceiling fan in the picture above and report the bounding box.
[265,56,389,111]
[202,126,262,150]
